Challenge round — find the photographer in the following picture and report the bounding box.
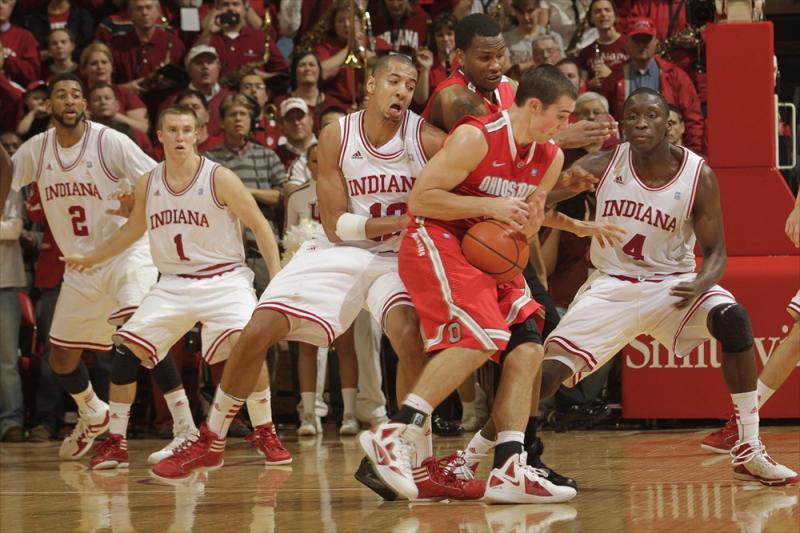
[196,0,288,81]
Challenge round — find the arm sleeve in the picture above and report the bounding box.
[101,128,157,185]
[10,136,41,191]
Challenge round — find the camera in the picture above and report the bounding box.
[217,11,241,27]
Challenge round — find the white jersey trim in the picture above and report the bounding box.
[594,144,622,195]
[163,157,205,196]
[357,110,408,161]
[52,122,91,172]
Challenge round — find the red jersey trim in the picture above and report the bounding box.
[629,145,688,191]
[34,130,48,182]
[337,115,350,169]
[594,144,622,195]
[203,328,242,363]
[415,118,428,165]
[672,289,733,355]
[177,262,241,279]
[114,330,157,357]
[163,157,204,196]
[209,163,225,209]
[358,110,407,160]
[53,121,92,172]
[144,166,156,202]
[685,160,705,220]
[97,127,121,183]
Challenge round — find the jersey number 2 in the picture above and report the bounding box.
[174,234,190,261]
[368,202,407,241]
[68,205,88,236]
[622,233,646,261]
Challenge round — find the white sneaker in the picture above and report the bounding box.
[59,405,110,460]
[731,439,800,486]
[298,413,319,436]
[358,422,421,500]
[339,415,359,435]
[148,425,199,464]
[484,452,577,504]
[485,504,578,532]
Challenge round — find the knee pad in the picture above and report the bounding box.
[111,344,142,386]
[152,354,183,393]
[710,303,753,353]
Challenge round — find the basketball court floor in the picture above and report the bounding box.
[1,426,798,532]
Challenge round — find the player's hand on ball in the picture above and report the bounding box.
[559,165,598,193]
[669,281,702,309]
[492,197,530,232]
[107,190,134,218]
[582,221,625,247]
[785,206,800,247]
[521,192,547,237]
[60,254,96,272]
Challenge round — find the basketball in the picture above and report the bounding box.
[462,220,530,283]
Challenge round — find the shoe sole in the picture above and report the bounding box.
[91,461,129,470]
[354,458,398,501]
[733,471,800,486]
[150,460,224,482]
[484,487,577,504]
[59,416,111,460]
[339,428,359,436]
[358,431,418,500]
[701,443,732,454]
[297,428,317,436]
[264,457,293,466]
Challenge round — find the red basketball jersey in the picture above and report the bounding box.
[410,110,559,239]
[422,69,516,125]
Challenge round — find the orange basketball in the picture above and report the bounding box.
[462,220,530,283]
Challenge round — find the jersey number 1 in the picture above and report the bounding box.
[622,233,646,261]
[174,234,190,261]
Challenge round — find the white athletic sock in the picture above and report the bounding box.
[756,379,775,408]
[108,401,130,437]
[300,392,316,417]
[466,430,496,454]
[403,394,433,416]
[207,387,245,437]
[73,383,106,416]
[247,387,272,427]
[731,391,759,443]
[341,388,357,417]
[164,389,196,432]
[496,430,525,446]
[461,400,476,420]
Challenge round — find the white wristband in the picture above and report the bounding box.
[335,212,368,241]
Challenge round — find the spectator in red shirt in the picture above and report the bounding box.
[25,0,94,56]
[42,28,78,82]
[0,0,41,86]
[94,0,133,43]
[414,12,457,109]
[111,0,186,92]
[238,71,281,148]
[578,0,629,92]
[273,97,316,171]
[602,17,704,153]
[369,0,428,53]
[79,42,150,134]
[196,0,288,82]
[0,74,23,134]
[87,82,155,157]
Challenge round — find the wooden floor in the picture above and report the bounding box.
[1,427,798,532]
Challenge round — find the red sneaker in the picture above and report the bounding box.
[90,434,129,470]
[701,416,738,454]
[246,422,292,465]
[152,424,225,480]
[414,456,486,501]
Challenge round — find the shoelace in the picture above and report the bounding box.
[94,434,122,454]
[169,430,206,461]
[441,452,474,481]
[432,456,466,486]
[256,426,287,451]
[730,437,764,466]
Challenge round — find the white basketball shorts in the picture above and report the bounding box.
[255,238,411,347]
[115,267,257,367]
[49,240,157,352]
[543,271,735,386]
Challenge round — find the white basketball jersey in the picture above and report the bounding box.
[10,122,155,258]
[591,143,705,276]
[285,181,320,228]
[337,109,428,253]
[145,157,245,276]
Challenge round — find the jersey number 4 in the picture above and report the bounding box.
[622,233,646,261]
[368,202,407,241]
[69,205,89,236]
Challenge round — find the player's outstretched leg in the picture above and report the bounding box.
[152,310,290,480]
[709,303,799,486]
[703,321,800,454]
[52,347,110,461]
[147,355,198,464]
[483,344,576,504]
[244,362,292,465]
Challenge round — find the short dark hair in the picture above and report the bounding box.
[623,87,669,114]
[220,93,259,120]
[372,53,416,78]
[587,0,617,27]
[47,73,84,98]
[455,13,501,51]
[515,64,578,107]
[175,89,209,110]
[290,51,321,90]
[667,104,683,121]
[88,82,116,98]
[47,27,75,44]
[555,57,580,70]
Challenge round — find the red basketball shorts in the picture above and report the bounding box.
[399,220,541,360]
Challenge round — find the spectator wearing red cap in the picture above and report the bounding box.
[601,17,704,153]
[16,81,50,140]
[577,0,629,91]
[111,0,186,91]
[0,0,41,86]
[195,0,288,81]
[24,0,94,56]
[274,97,316,171]
[369,0,428,53]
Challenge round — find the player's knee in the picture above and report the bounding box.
[49,346,79,374]
[502,343,542,374]
[709,303,753,353]
[540,360,571,400]
[242,309,289,354]
[151,354,183,393]
[387,308,425,360]
[111,344,144,386]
